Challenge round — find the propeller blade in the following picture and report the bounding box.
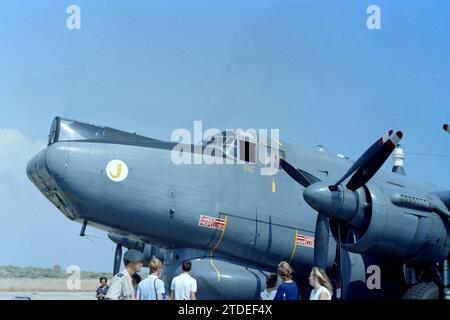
[314,212,330,269]
[329,130,394,191]
[346,131,403,191]
[279,158,320,188]
[444,124,449,134]
[113,244,122,275]
[336,222,343,300]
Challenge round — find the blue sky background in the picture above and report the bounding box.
[0,0,449,272]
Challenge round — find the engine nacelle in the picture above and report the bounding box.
[108,232,165,265]
[335,183,450,265]
[162,248,273,300]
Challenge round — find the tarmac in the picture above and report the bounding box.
[0,291,96,300]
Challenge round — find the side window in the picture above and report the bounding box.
[203,134,237,161]
[223,137,236,160]
[239,140,256,163]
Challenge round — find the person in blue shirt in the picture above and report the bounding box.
[274,261,298,300]
[138,258,167,300]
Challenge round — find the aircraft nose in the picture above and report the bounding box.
[45,143,69,179]
[27,142,77,220]
[26,143,69,184]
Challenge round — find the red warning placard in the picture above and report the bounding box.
[297,234,315,248]
[198,215,226,230]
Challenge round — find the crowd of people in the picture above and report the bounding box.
[96,249,333,300]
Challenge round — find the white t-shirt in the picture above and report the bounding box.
[260,289,277,300]
[310,285,332,300]
[171,273,197,300]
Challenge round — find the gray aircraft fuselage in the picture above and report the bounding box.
[27,117,450,299]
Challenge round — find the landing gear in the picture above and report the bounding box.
[402,282,439,300]
[402,259,450,300]
[113,244,122,275]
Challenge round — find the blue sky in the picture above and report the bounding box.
[0,1,449,272]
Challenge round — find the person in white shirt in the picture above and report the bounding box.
[260,274,278,300]
[170,260,197,300]
[138,258,167,300]
[309,267,333,300]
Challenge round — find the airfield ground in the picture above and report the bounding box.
[0,278,98,300]
[0,291,95,300]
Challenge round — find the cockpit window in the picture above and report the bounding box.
[48,117,59,146]
[202,130,285,165]
[239,140,256,163]
[58,119,106,142]
[47,116,159,146]
[202,131,237,160]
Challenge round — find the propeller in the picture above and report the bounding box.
[279,158,330,270]
[335,222,342,299]
[280,130,403,298]
[329,130,401,191]
[444,124,449,134]
[279,158,320,187]
[314,212,330,269]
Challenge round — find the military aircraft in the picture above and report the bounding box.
[26,117,450,299]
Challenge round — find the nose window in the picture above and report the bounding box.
[48,117,107,145]
[58,119,105,141]
[47,116,158,146]
[48,117,60,146]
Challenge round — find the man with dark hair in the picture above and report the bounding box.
[96,277,109,300]
[106,249,144,300]
[182,260,192,272]
[260,274,278,300]
[170,260,197,300]
[131,273,142,297]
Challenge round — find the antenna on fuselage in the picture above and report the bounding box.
[80,220,87,236]
[392,144,406,175]
[79,220,107,242]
